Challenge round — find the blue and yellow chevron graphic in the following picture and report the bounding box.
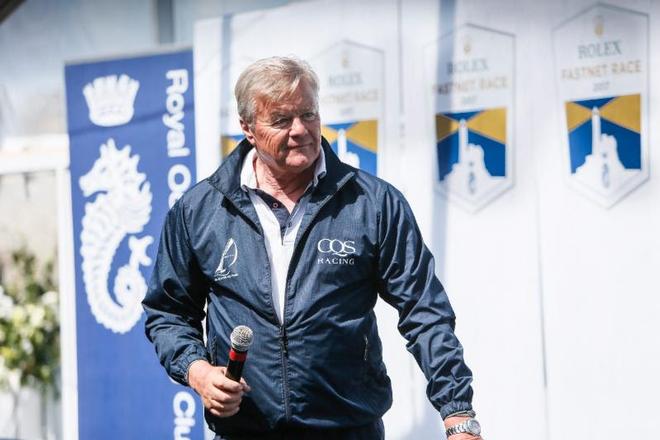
[221,134,244,158]
[435,108,507,181]
[565,94,641,173]
[321,119,378,176]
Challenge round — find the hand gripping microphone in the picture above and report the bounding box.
[226,325,253,382]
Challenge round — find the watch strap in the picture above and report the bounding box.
[445,417,481,437]
[446,422,467,437]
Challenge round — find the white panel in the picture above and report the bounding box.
[538,0,660,439]
[57,162,79,440]
[193,18,223,179]
[190,2,660,440]
[401,1,547,439]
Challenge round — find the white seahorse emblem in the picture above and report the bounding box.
[79,138,153,334]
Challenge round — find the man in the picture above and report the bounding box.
[143,56,481,439]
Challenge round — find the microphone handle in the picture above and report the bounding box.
[226,347,247,382]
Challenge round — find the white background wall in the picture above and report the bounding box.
[400,1,660,439]
[534,2,660,438]
[400,1,547,438]
[199,1,659,439]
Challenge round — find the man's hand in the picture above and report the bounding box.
[444,415,483,440]
[188,360,251,417]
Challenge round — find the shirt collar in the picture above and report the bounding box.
[240,146,327,192]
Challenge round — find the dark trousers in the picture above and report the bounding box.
[214,419,385,440]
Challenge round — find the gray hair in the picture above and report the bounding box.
[234,56,320,126]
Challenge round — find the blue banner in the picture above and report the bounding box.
[65,49,204,439]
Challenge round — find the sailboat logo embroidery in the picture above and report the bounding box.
[214,238,239,281]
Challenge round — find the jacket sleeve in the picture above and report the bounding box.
[142,198,210,386]
[376,184,474,419]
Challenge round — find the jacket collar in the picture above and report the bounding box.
[238,143,327,192]
[207,137,355,207]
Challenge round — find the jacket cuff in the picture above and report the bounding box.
[172,346,209,386]
[440,401,474,419]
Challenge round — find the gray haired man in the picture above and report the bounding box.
[143,56,481,439]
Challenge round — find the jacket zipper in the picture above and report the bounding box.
[229,175,354,424]
[278,205,300,421]
[280,325,289,356]
[246,219,291,422]
[221,191,303,423]
[278,181,352,421]
[279,324,290,420]
[210,338,217,366]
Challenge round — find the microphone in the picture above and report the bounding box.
[226,325,253,382]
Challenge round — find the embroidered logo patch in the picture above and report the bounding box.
[214,238,239,281]
[316,238,356,265]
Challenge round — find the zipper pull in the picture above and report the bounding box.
[363,335,369,361]
[280,326,289,357]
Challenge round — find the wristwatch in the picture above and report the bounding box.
[445,417,481,437]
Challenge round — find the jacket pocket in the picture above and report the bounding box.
[362,333,388,385]
[362,334,370,379]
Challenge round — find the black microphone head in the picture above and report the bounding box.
[230,325,253,351]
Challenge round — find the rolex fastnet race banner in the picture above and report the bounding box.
[553,4,649,208]
[65,49,204,439]
[311,41,383,177]
[425,24,515,213]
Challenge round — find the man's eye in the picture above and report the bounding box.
[301,112,318,121]
[272,118,291,128]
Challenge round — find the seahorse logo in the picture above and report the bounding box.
[79,138,153,334]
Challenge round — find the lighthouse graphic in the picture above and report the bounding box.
[565,94,642,204]
[336,128,360,168]
[322,120,378,176]
[443,119,494,196]
[435,107,509,211]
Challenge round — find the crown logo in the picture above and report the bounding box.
[594,15,604,37]
[83,74,140,127]
[341,50,350,69]
[463,36,472,55]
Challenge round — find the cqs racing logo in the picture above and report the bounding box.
[317,238,357,265]
[214,238,239,281]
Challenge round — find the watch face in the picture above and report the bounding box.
[467,419,482,435]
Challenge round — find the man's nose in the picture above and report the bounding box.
[289,116,307,136]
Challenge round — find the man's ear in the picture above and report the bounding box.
[240,119,256,145]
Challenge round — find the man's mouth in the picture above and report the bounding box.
[286,143,309,150]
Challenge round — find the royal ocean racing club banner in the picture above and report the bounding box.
[65,49,204,439]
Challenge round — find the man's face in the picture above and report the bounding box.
[241,81,321,175]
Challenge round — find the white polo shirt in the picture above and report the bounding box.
[239,147,326,324]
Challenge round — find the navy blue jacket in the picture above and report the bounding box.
[143,139,474,435]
